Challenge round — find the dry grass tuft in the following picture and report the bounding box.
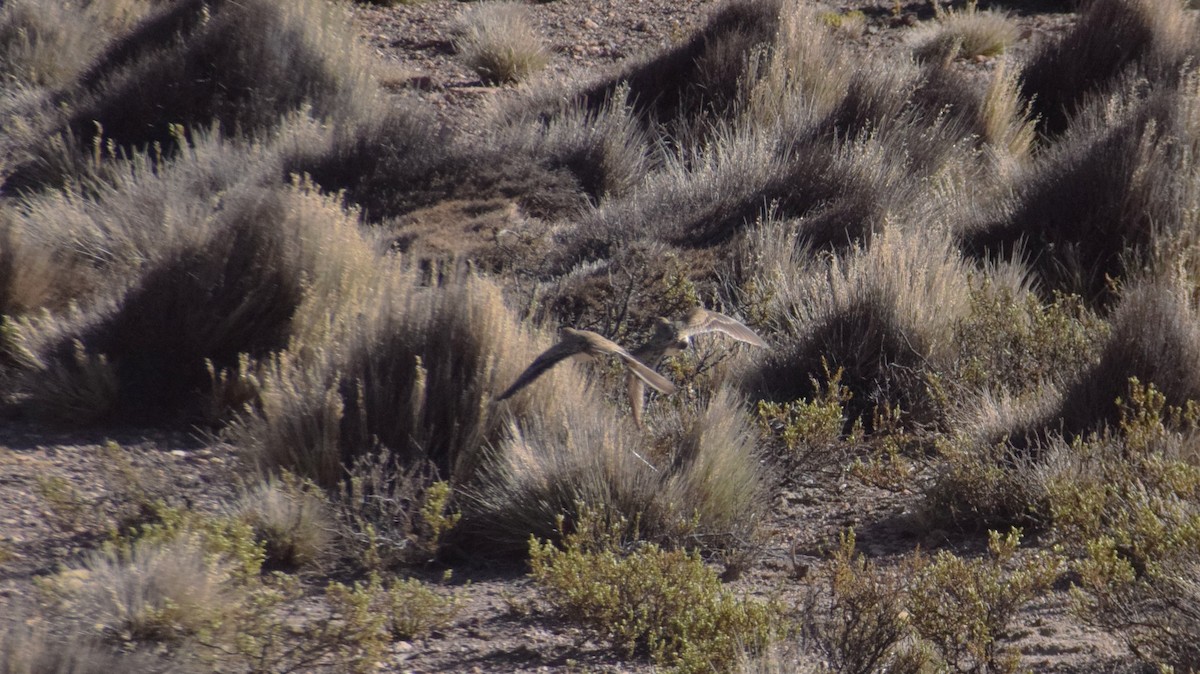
[4,0,378,193]
[0,622,167,674]
[911,4,1019,62]
[0,0,151,89]
[1054,280,1200,438]
[569,0,785,137]
[50,534,238,643]
[229,475,334,571]
[231,268,570,488]
[1021,0,1199,136]
[488,90,651,204]
[966,71,1200,302]
[744,227,973,428]
[7,181,369,425]
[461,387,768,558]
[453,2,550,85]
[288,103,591,223]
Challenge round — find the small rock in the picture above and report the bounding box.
[582,18,598,30]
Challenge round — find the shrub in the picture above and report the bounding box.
[904,528,1062,673]
[797,531,930,674]
[31,441,184,541]
[325,573,462,644]
[1074,552,1200,671]
[1060,383,1200,670]
[334,453,462,571]
[453,2,549,85]
[921,435,1060,533]
[947,280,1106,396]
[528,507,781,673]
[755,363,858,473]
[818,10,867,37]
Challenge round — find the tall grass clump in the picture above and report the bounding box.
[570,0,785,136]
[566,123,928,265]
[228,476,334,571]
[1020,0,1199,137]
[926,375,1200,538]
[462,388,768,558]
[924,280,1200,533]
[745,227,973,429]
[5,0,378,193]
[0,623,166,674]
[453,2,549,85]
[738,1,852,135]
[487,89,651,205]
[0,0,151,89]
[287,102,591,222]
[0,212,62,319]
[966,71,1200,302]
[48,534,240,644]
[232,268,571,489]
[8,183,367,425]
[1054,280,1200,439]
[0,122,310,324]
[911,3,1019,62]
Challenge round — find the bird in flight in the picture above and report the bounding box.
[627,307,768,427]
[497,327,677,401]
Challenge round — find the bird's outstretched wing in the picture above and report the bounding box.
[612,349,675,397]
[496,340,583,400]
[678,307,768,348]
[626,374,647,428]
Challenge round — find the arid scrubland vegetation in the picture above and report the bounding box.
[1,0,1200,671]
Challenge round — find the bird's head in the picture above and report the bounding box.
[651,317,677,339]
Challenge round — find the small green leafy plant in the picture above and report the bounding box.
[529,506,781,673]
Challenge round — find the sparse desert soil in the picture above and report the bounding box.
[0,0,1164,671]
